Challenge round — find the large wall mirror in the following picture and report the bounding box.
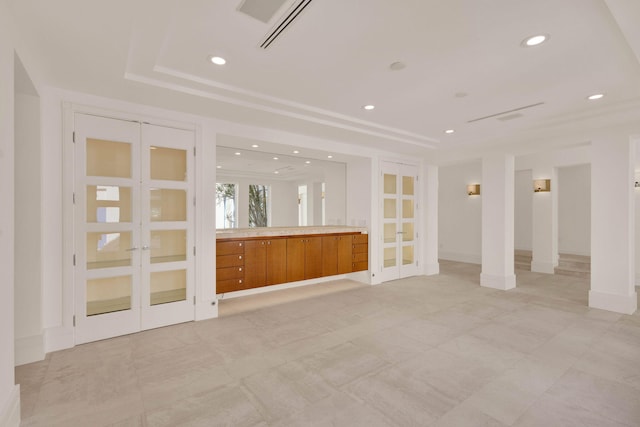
[215,134,347,229]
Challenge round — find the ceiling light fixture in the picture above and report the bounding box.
[234,152,241,156]
[273,157,279,160]
[327,155,333,159]
[522,34,548,47]
[216,165,222,169]
[305,161,311,164]
[209,55,226,65]
[587,93,604,100]
[363,105,375,110]
[445,129,455,134]
[274,171,279,174]
[293,150,300,154]
[251,144,259,148]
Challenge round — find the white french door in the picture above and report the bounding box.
[380,161,419,282]
[74,113,195,344]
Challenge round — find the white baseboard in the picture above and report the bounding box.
[15,333,45,366]
[480,273,516,290]
[531,260,556,274]
[0,385,20,427]
[589,290,637,315]
[195,300,218,321]
[424,263,440,276]
[44,325,74,354]
[439,252,481,265]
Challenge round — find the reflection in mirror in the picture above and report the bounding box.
[216,140,346,228]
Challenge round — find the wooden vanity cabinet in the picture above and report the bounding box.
[322,234,354,276]
[215,240,245,293]
[286,236,322,282]
[216,232,368,294]
[244,238,287,289]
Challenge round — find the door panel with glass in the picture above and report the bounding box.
[380,162,419,282]
[74,114,195,344]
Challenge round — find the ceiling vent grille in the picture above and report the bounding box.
[467,102,544,123]
[259,0,313,49]
[237,0,289,24]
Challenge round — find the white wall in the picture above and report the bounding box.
[438,161,482,264]
[0,1,20,424]
[14,92,44,366]
[558,164,591,256]
[323,161,346,226]
[514,169,533,251]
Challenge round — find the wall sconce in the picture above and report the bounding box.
[533,179,551,192]
[467,184,480,196]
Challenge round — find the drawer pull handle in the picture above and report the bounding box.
[239,255,242,260]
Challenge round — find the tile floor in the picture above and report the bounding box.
[15,261,640,426]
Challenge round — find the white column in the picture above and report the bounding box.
[531,167,558,273]
[589,137,637,314]
[481,153,516,290]
[423,164,439,275]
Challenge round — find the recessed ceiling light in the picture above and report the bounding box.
[251,144,259,148]
[445,129,455,134]
[234,152,241,156]
[209,55,226,65]
[327,155,333,159]
[363,105,375,110]
[273,156,279,160]
[216,165,222,169]
[274,171,279,174]
[522,34,548,47]
[305,161,311,164]
[587,93,604,100]
[293,150,300,154]
[389,61,406,71]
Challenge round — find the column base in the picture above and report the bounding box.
[424,263,440,276]
[531,259,556,274]
[589,290,637,315]
[480,273,516,290]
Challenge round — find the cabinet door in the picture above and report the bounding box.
[266,239,287,285]
[244,240,267,288]
[305,237,323,279]
[321,235,339,276]
[286,238,306,282]
[337,235,354,274]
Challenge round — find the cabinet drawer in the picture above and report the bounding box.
[352,234,368,244]
[216,266,244,280]
[352,261,368,272]
[217,241,245,256]
[352,252,368,262]
[217,253,244,268]
[217,278,244,294]
[352,243,368,254]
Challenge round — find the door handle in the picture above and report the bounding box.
[126,247,139,251]
[141,245,150,250]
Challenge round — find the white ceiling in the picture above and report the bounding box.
[8,0,640,159]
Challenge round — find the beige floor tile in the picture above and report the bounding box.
[16,261,640,426]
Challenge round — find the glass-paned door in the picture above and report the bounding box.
[380,161,419,282]
[74,115,195,344]
[75,114,142,344]
[140,124,195,330]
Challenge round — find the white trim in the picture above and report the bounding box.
[0,385,20,427]
[589,289,638,315]
[531,260,556,274]
[14,333,44,366]
[424,262,440,276]
[480,273,517,290]
[438,252,481,265]
[44,325,74,353]
[636,272,640,287]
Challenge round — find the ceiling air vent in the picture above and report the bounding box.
[259,0,314,49]
[467,102,544,123]
[237,0,290,24]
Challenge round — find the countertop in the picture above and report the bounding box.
[216,226,368,239]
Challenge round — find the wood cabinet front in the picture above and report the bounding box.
[286,236,322,282]
[217,232,368,294]
[244,238,287,289]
